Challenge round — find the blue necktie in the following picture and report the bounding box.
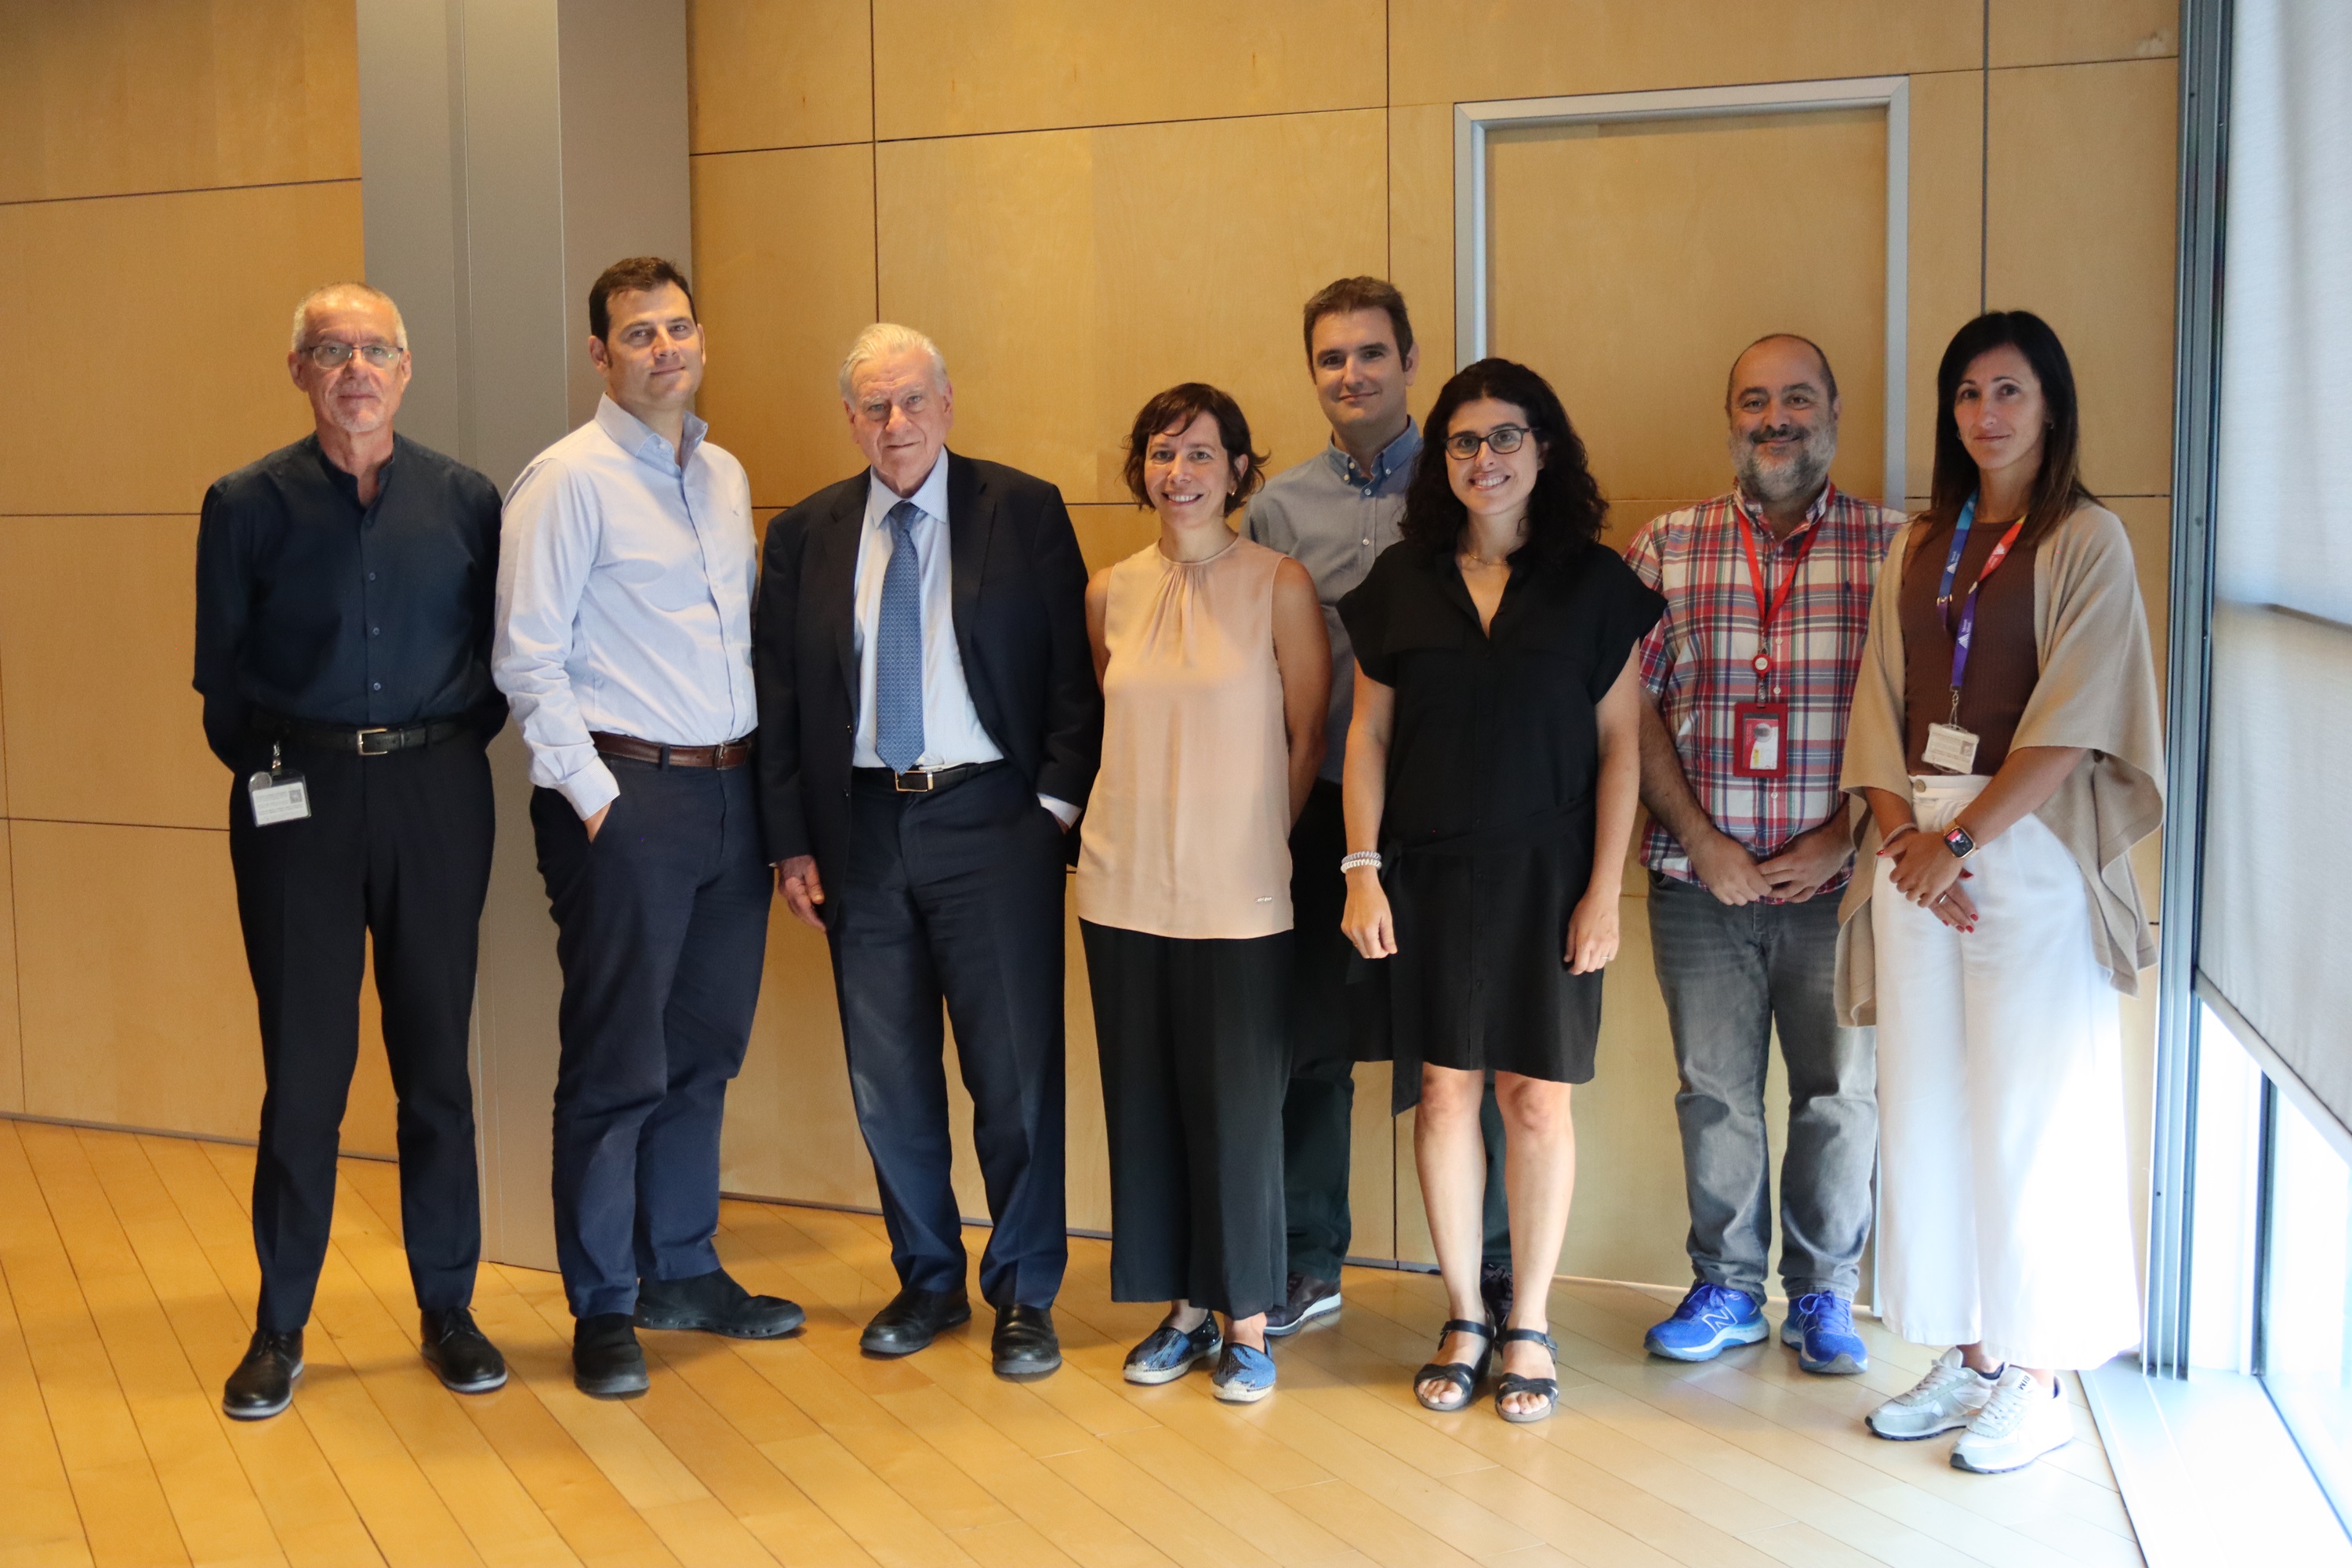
[875,500,925,771]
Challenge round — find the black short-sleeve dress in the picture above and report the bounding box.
[1338,537,1665,1109]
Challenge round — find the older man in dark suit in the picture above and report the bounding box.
[754,324,1100,1378]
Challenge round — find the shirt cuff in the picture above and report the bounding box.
[559,758,622,822]
[1038,793,1080,829]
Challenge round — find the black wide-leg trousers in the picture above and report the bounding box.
[1083,920,1290,1320]
[532,758,772,1319]
[227,734,494,1334]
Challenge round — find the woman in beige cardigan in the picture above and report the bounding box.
[1838,311,2162,1475]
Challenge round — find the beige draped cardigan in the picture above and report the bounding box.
[1835,502,2165,1026]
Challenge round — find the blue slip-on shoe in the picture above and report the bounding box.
[1210,1342,1277,1403]
[1644,1283,1769,1363]
[1123,1319,1223,1385]
[1780,1292,1868,1374]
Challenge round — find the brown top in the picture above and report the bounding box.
[1075,534,1293,940]
[1897,510,2044,773]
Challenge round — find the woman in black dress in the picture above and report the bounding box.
[1338,359,1662,1422]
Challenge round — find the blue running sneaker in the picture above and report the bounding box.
[1780,1292,1868,1374]
[1644,1283,1768,1362]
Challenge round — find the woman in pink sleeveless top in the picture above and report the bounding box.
[1076,384,1330,1403]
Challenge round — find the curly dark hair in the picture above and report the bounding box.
[1122,383,1269,515]
[1401,358,1606,562]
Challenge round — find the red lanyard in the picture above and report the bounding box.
[1735,506,1822,690]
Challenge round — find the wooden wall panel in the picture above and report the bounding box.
[12,822,255,1137]
[0,181,362,517]
[1986,59,2180,499]
[871,0,1385,140]
[1387,101,1454,433]
[0,0,359,204]
[1069,504,1160,576]
[687,0,873,153]
[0,824,19,1114]
[1486,107,1889,521]
[1989,0,2178,67]
[1907,69,1988,498]
[1388,0,1979,109]
[877,109,1388,507]
[0,517,217,830]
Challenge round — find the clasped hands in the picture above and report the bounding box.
[1686,816,1852,907]
[1878,823,1977,932]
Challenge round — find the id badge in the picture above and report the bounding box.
[248,769,312,826]
[1922,721,1980,774]
[1732,702,1788,778]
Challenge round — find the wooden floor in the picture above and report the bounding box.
[0,1119,2144,1568]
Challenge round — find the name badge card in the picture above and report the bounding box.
[1733,702,1788,778]
[248,769,312,826]
[1922,722,1980,775]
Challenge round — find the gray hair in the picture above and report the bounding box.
[291,282,409,353]
[838,322,947,401]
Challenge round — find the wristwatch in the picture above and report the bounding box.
[1940,822,1980,861]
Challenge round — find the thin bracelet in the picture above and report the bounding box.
[1339,851,1383,874]
[1882,822,1919,846]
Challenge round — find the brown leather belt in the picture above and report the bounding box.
[590,731,752,770]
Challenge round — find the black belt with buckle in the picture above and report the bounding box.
[256,712,473,757]
[854,761,1001,796]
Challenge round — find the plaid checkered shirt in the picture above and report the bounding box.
[1624,483,1905,894]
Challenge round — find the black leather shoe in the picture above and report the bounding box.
[859,1286,971,1356]
[1480,1261,1515,1328]
[1263,1272,1342,1338]
[992,1303,1062,1379]
[223,1329,303,1420]
[573,1312,649,1399]
[633,1269,805,1339]
[421,1307,508,1393]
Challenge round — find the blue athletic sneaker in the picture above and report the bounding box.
[1780,1292,1868,1374]
[1644,1283,1768,1362]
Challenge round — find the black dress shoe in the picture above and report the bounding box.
[633,1269,805,1339]
[1263,1271,1342,1338]
[573,1312,649,1399]
[421,1307,508,1393]
[223,1329,304,1420]
[859,1286,971,1356]
[992,1302,1062,1379]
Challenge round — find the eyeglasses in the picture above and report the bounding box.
[298,341,405,369]
[1443,424,1531,460]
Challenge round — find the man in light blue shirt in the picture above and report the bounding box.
[495,256,802,1399]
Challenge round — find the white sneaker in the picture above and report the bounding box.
[1864,1346,1995,1440]
[1950,1367,2073,1473]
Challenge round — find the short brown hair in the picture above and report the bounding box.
[1301,276,1414,365]
[589,256,695,341]
[1122,384,1269,515]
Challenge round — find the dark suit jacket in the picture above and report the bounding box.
[753,450,1102,880]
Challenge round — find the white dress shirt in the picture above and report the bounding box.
[494,395,758,819]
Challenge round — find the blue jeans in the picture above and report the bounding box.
[1647,873,1875,1301]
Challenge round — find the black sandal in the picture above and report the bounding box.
[1414,1319,1494,1412]
[1494,1328,1559,1424]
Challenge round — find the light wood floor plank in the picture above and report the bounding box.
[0,1192,94,1568]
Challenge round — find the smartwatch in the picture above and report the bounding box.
[1941,823,1980,861]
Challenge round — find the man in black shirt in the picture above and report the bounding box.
[194,282,507,1420]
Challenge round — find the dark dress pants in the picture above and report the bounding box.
[1085,923,1289,1319]
[228,734,493,1334]
[829,764,1069,1308]
[532,759,771,1319]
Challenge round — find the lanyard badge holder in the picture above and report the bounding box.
[248,740,312,826]
[1922,494,2028,775]
[1731,508,1819,779]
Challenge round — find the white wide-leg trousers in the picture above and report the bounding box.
[1871,774,2141,1370]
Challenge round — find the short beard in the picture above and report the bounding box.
[1732,423,1837,508]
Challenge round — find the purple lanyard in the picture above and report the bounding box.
[1936,495,2028,722]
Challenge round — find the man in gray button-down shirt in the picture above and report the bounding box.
[1247,278,1513,1335]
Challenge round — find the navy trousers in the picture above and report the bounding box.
[531,757,771,1319]
[829,763,1069,1308]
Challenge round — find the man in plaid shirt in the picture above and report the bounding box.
[1625,336,1903,1378]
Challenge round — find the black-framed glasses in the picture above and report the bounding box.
[1443,424,1530,460]
[299,341,405,369]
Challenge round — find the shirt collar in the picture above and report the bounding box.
[1732,478,1838,544]
[866,447,951,528]
[594,393,707,473]
[310,432,397,510]
[1322,419,1421,496]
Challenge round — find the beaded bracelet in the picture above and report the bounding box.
[1339,851,1383,874]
